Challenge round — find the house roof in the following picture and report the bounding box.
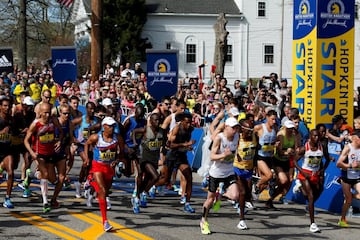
[146,0,241,15]
[81,0,241,15]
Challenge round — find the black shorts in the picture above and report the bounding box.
[341,177,360,187]
[257,156,274,169]
[208,175,237,193]
[273,158,290,172]
[11,144,28,155]
[38,153,66,164]
[165,150,188,170]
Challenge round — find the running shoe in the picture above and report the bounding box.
[184,203,195,213]
[50,200,60,209]
[63,179,71,190]
[18,182,25,190]
[265,199,276,210]
[131,197,140,214]
[292,179,302,194]
[219,182,225,195]
[245,201,255,209]
[279,197,289,205]
[74,181,81,198]
[338,219,349,228]
[149,185,156,199]
[213,199,221,212]
[309,223,321,233]
[86,192,93,207]
[103,220,113,232]
[132,190,137,198]
[43,203,51,213]
[140,193,147,208]
[23,169,32,188]
[157,186,165,196]
[22,189,31,198]
[200,219,211,235]
[180,196,186,204]
[201,176,209,188]
[172,184,180,192]
[237,206,248,214]
[3,198,14,209]
[237,219,248,230]
[106,197,112,210]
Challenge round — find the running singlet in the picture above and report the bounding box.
[32,119,56,156]
[140,126,164,164]
[0,117,12,146]
[209,132,239,178]
[93,132,118,164]
[345,144,360,179]
[258,123,277,157]
[74,115,98,144]
[124,115,146,147]
[274,133,295,161]
[301,142,323,172]
[234,135,257,170]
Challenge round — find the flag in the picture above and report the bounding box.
[57,0,74,8]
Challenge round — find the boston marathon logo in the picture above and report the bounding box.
[148,58,176,86]
[320,0,350,28]
[295,0,314,29]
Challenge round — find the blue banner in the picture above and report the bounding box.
[146,50,178,102]
[51,46,77,86]
[187,128,204,170]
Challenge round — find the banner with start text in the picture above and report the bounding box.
[293,0,354,129]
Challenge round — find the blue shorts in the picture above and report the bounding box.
[233,167,253,181]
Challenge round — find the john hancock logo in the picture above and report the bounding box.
[148,59,176,86]
[320,0,350,28]
[295,0,314,29]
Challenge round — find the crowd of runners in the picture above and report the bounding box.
[0,66,359,233]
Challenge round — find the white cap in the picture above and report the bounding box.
[23,96,35,106]
[229,107,240,116]
[225,117,240,127]
[102,98,113,106]
[209,88,217,93]
[284,120,295,129]
[101,117,116,126]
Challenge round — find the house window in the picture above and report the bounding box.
[264,45,274,64]
[226,45,232,62]
[186,44,196,63]
[166,42,171,49]
[258,1,266,17]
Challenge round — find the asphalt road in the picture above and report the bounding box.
[1,157,360,240]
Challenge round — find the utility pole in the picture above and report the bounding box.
[91,0,102,82]
[19,0,27,71]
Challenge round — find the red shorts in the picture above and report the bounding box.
[297,169,320,185]
[90,160,114,192]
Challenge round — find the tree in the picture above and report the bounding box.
[102,0,151,65]
[0,0,74,70]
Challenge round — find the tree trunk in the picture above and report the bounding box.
[213,13,229,77]
[91,0,102,82]
[18,0,27,71]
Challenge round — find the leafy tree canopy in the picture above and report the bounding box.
[103,0,151,65]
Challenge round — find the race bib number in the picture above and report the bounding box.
[39,133,54,143]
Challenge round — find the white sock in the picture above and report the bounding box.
[40,179,48,204]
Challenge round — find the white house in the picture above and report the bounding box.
[71,0,360,87]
